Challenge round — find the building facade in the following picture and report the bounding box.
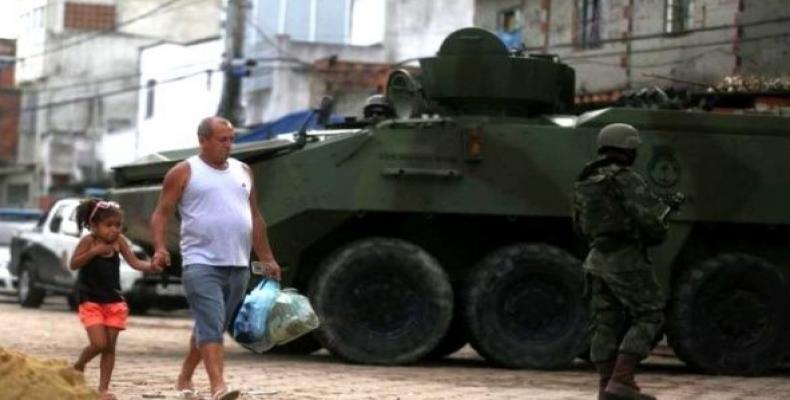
[135,0,474,161]
[12,0,221,207]
[474,0,790,97]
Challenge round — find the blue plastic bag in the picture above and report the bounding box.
[232,279,280,346]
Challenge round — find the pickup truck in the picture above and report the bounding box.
[8,198,186,313]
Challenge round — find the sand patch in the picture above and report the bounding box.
[0,347,98,400]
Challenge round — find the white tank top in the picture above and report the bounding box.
[180,155,252,267]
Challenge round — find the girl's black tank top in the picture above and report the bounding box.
[77,251,123,303]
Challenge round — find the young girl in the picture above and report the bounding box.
[69,199,160,400]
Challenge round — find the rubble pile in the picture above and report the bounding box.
[0,348,98,400]
[716,75,790,92]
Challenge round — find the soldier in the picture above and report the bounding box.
[572,123,669,400]
[363,94,396,121]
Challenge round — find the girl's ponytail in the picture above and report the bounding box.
[75,198,100,232]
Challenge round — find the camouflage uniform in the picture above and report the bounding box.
[573,160,668,364]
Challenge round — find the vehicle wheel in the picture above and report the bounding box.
[666,253,790,375]
[67,292,79,311]
[463,243,589,369]
[128,300,150,315]
[270,334,323,355]
[425,300,467,359]
[18,262,45,308]
[310,237,453,365]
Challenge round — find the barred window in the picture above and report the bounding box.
[665,0,694,34]
[576,0,601,49]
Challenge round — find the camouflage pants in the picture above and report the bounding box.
[588,268,664,363]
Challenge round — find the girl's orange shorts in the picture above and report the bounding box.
[78,301,128,330]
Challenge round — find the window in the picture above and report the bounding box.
[145,80,156,119]
[48,205,67,233]
[254,0,352,44]
[576,0,601,49]
[498,8,523,33]
[665,0,694,34]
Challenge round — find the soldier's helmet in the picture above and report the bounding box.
[597,123,642,150]
[363,94,396,119]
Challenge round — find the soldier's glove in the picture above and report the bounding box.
[661,192,686,221]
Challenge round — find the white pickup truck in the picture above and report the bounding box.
[8,198,186,313]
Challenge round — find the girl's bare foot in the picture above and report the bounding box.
[99,390,118,400]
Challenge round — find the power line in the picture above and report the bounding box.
[15,65,289,113]
[562,31,790,61]
[15,0,209,62]
[19,68,219,112]
[243,13,311,67]
[25,59,221,93]
[526,15,790,52]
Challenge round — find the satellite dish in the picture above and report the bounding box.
[386,69,425,118]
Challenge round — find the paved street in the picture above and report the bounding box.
[0,298,788,400]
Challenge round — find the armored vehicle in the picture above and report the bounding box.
[111,28,790,375]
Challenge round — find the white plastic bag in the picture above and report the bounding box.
[266,288,320,346]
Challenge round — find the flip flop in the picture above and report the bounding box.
[211,386,240,400]
[175,387,199,400]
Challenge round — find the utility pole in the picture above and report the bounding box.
[216,0,246,126]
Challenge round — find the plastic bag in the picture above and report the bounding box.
[232,279,280,350]
[266,288,320,346]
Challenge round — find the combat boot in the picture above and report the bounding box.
[602,353,657,400]
[595,361,615,400]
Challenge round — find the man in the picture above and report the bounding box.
[572,123,669,400]
[150,116,281,400]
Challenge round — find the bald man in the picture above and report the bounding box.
[150,117,281,400]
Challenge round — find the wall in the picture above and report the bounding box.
[739,0,790,76]
[132,38,224,165]
[116,0,222,43]
[384,0,476,62]
[13,0,223,195]
[0,39,19,165]
[473,0,766,93]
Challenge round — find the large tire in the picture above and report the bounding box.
[128,299,151,315]
[269,334,323,355]
[310,237,453,365]
[425,309,467,359]
[17,262,45,308]
[666,253,790,375]
[463,243,589,369]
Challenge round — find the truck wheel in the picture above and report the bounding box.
[667,253,790,375]
[310,237,453,365]
[128,300,150,315]
[67,292,79,311]
[18,262,45,308]
[270,334,323,355]
[426,301,467,359]
[463,243,589,369]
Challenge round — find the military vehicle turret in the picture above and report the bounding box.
[111,28,790,375]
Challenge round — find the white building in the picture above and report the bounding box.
[12,0,221,207]
[134,0,474,160]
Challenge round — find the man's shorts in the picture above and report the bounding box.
[182,264,250,346]
[78,301,129,330]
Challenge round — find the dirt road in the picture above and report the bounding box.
[0,298,787,400]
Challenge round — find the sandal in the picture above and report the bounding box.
[211,386,240,400]
[176,388,199,400]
